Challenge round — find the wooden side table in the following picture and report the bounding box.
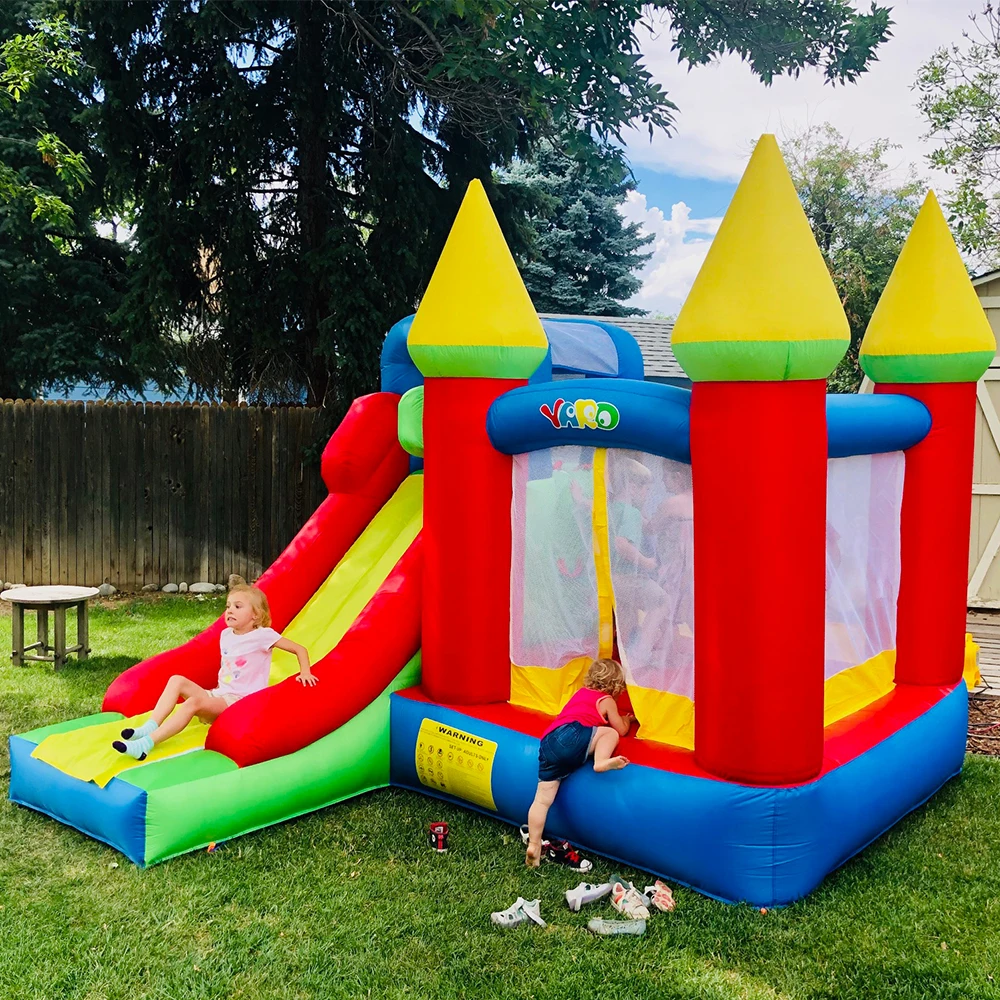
[2,586,100,670]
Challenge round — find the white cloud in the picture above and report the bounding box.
[621,1,983,312]
[627,0,982,184]
[620,190,722,316]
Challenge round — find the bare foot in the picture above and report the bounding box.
[594,755,629,773]
[525,842,542,867]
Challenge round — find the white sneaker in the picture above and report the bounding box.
[611,881,651,920]
[490,897,546,928]
[565,881,612,912]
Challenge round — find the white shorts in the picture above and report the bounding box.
[208,689,241,708]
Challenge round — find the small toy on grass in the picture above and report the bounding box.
[206,841,225,854]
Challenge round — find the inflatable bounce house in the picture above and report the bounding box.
[9,136,993,907]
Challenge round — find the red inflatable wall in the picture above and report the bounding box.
[877,381,977,687]
[691,380,827,785]
[103,393,409,717]
[207,538,423,767]
[420,377,523,705]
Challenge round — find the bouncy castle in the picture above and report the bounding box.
[9,136,993,907]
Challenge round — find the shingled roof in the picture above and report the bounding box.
[543,314,687,382]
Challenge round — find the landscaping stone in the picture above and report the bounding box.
[189,582,216,594]
[98,583,117,597]
[141,584,159,592]
[216,583,228,592]
[228,574,245,590]
[161,583,179,593]
[178,582,189,593]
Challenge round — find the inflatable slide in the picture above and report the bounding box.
[9,393,424,865]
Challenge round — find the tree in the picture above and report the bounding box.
[506,141,652,316]
[0,2,171,400]
[780,125,925,392]
[915,4,1000,269]
[54,0,890,412]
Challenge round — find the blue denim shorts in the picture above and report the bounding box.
[538,721,597,782]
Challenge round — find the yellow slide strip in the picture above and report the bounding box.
[270,475,423,682]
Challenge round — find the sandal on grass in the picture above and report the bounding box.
[611,881,651,920]
[565,881,612,912]
[644,880,676,913]
[588,917,646,936]
[490,897,546,928]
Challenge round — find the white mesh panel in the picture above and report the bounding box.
[605,450,695,698]
[511,447,600,668]
[825,452,904,679]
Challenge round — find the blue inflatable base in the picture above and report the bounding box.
[389,685,967,907]
[8,734,148,865]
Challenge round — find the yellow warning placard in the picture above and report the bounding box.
[415,719,497,811]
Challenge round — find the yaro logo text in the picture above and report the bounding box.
[540,398,620,431]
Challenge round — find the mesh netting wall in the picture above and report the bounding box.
[825,452,904,679]
[511,447,600,668]
[511,445,904,736]
[605,450,695,698]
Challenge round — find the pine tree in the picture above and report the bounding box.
[509,141,652,316]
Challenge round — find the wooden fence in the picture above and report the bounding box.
[0,400,328,591]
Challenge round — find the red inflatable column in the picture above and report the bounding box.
[690,381,828,784]
[874,383,977,686]
[671,134,850,784]
[407,180,548,705]
[860,192,995,689]
[421,377,524,703]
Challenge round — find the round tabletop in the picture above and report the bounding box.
[1,586,100,604]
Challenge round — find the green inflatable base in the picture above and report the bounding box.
[9,654,421,865]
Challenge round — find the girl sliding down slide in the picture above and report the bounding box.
[112,584,316,761]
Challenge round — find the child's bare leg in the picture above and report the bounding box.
[150,675,206,724]
[591,726,628,772]
[150,694,227,744]
[525,779,560,867]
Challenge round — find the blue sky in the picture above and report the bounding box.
[620,1,983,316]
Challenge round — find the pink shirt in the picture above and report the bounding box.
[216,626,282,700]
[541,687,612,739]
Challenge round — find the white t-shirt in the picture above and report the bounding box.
[215,626,282,700]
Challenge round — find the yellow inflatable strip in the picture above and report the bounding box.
[512,648,921,750]
[591,449,615,660]
[32,711,210,789]
[270,474,423,681]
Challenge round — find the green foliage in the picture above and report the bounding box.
[0,10,87,228]
[506,140,652,316]
[780,125,925,392]
[58,0,889,413]
[915,5,1000,268]
[0,1,174,400]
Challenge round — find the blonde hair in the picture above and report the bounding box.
[228,584,271,629]
[585,658,626,698]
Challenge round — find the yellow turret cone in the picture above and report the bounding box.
[672,134,850,381]
[860,191,995,383]
[407,179,548,379]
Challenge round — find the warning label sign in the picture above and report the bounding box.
[415,719,497,811]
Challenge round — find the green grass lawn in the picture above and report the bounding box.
[1,597,999,1000]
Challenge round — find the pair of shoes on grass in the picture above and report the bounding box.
[567,876,675,936]
[519,824,593,873]
[490,897,546,928]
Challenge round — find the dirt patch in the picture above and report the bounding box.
[968,694,1000,757]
